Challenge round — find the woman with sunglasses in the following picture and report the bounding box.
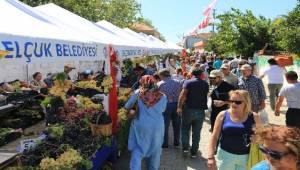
[251,125,300,170]
[207,90,261,170]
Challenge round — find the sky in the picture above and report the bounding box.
[137,0,298,43]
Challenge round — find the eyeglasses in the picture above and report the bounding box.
[259,144,290,160]
[228,100,243,105]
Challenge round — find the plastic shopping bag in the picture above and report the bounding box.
[247,143,265,170]
[258,109,269,124]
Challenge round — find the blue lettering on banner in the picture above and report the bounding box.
[2,41,13,58]
[1,40,97,62]
[24,42,33,62]
[72,45,77,57]
[62,44,69,56]
[56,44,62,56]
[34,42,43,58]
[15,41,22,58]
[45,43,52,57]
[77,45,82,56]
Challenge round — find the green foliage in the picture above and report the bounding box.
[206,2,300,58]
[277,2,300,57]
[21,0,141,27]
[206,8,272,58]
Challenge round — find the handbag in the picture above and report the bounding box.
[247,143,264,170]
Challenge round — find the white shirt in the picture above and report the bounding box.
[262,65,285,84]
[279,82,300,109]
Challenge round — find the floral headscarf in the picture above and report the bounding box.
[139,75,163,107]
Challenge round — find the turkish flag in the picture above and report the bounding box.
[203,0,217,16]
[108,45,118,134]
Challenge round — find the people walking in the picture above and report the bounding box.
[157,69,182,148]
[124,75,167,170]
[207,90,261,170]
[177,69,209,158]
[237,64,266,112]
[231,59,247,78]
[275,71,300,128]
[220,63,238,87]
[260,58,285,111]
[209,70,235,131]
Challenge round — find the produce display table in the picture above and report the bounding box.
[0,152,18,169]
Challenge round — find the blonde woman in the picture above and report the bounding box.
[207,90,261,170]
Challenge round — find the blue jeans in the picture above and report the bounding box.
[163,102,181,146]
[181,106,205,153]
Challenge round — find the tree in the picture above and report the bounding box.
[206,8,272,58]
[279,1,300,57]
[21,0,141,27]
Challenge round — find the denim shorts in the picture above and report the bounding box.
[216,147,249,170]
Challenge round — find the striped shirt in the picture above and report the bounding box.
[157,77,182,103]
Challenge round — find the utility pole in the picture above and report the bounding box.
[212,9,216,33]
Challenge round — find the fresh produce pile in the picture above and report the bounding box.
[0,128,22,146]
[0,95,44,130]
[13,119,113,170]
[2,71,117,169]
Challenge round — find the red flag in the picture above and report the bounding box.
[198,16,210,29]
[108,45,118,134]
[181,49,187,58]
[203,0,217,16]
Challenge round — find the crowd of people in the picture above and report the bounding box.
[1,53,299,170]
[123,53,300,170]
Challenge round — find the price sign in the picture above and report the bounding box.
[19,138,38,153]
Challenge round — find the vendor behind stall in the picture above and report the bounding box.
[31,72,47,91]
[64,64,76,80]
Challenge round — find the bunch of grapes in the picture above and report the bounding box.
[76,80,100,90]
[101,76,113,94]
[56,149,82,169]
[77,96,102,110]
[39,157,59,170]
[49,80,72,99]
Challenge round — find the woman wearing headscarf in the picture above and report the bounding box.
[251,124,300,170]
[125,75,167,170]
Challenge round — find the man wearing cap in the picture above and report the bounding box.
[238,64,266,112]
[231,59,247,78]
[209,70,235,131]
[64,64,76,80]
[220,63,238,86]
[157,69,182,148]
[177,69,209,158]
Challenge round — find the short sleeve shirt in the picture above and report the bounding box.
[262,65,285,84]
[279,83,300,109]
[183,78,209,109]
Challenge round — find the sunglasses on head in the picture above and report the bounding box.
[259,145,290,160]
[228,100,243,105]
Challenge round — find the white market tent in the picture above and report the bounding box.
[139,33,173,52]
[96,20,170,56]
[35,3,147,59]
[123,28,167,56]
[0,0,104,82]
[96,20,150,50]
[165,41,183,51]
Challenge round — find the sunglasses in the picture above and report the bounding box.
[228,100,243,105]
[259,145,290,160]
